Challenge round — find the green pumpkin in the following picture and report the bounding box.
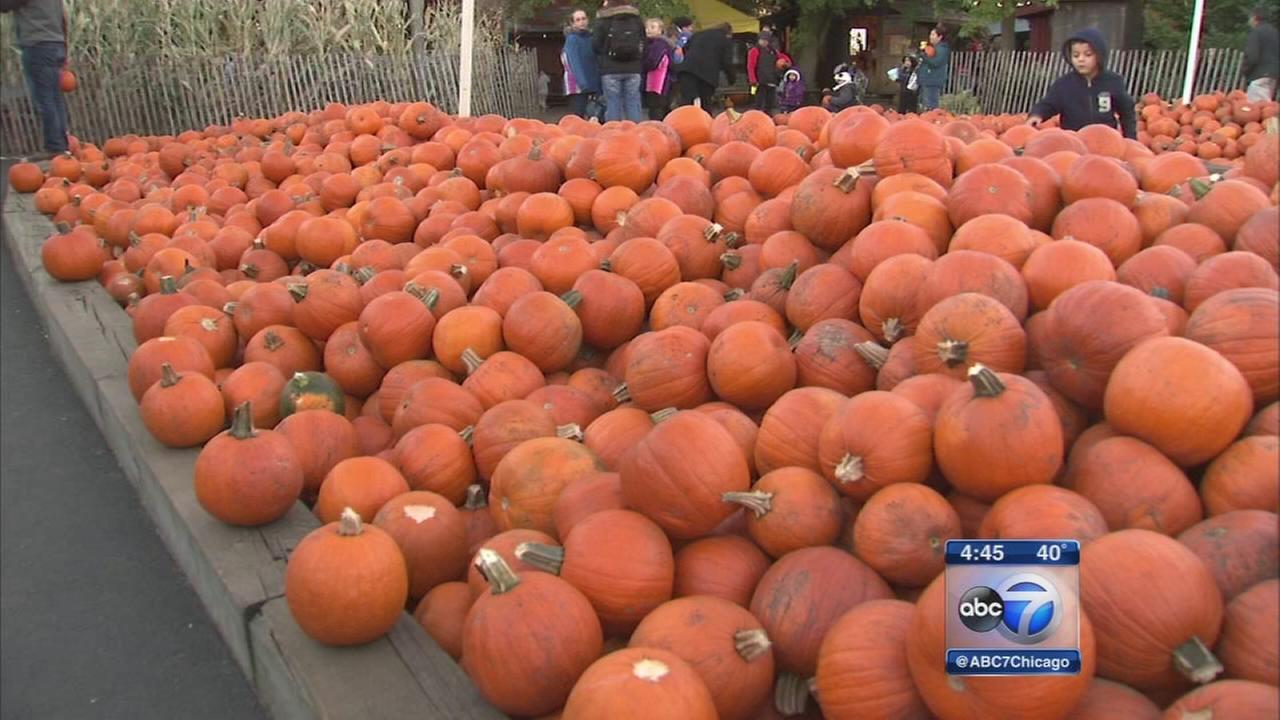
[280,371,346,418]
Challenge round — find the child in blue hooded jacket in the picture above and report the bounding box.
[1027,27,1137,139]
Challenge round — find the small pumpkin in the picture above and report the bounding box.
[723,467,843,559]
[194,401,303,526]
[285,507,408,646]
[814,599,930,720]
[852,483,961,588]
[279,371,345,418]
[372,490,469,600]
[561,647,718,720]
[672,535,771,609]
[139,363,226,447]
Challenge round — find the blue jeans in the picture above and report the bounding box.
[920,85,942,110]
[601,73,644,122]
[21,42,69,154]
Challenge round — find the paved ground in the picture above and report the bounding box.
[1,184,268,718]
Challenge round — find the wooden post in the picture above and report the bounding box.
[1181,0,1205,105]
[458,0,475,117]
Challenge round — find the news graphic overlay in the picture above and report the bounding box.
[945,540,1081,676]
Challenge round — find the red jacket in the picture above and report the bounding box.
[747,46,791,86]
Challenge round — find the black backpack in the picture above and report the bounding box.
[607,17,644,63]
[0,0,35,13]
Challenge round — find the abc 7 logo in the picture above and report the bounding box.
[957,573,1063,645]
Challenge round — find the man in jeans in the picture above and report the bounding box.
[591,0,645,122]
[8,0,70,158]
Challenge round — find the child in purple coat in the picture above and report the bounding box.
[642,18,675,120]
[778,68,806,113]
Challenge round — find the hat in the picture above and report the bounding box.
[833,71,852,86]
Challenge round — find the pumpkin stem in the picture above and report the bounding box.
[474,547,522,594]
[221,301,238,316]
[723,231,743,249]
[229,401,257,439]
[262,330,284,351]
[611,382,631,404]
[787,327,804,349]
[239,263,260,279]
[158,362,181,388]
[650,407,678,423]
[128,231,142,247]
[1187,177,1213,200]
[464,484,487,510]
[158,275,179,294]
[723,288,745,301]
[835,453,864,483]
[352,266,376,285]
[405,283,440,310]
[461,347,485,375]
[779,261,799,290]
[968,364,1005,398]
[834,166,863,193]
[54,220,72,234]
[722,490,773,518]
[720,251,742,270]
[337,507,364,536]
[556,423,584,441]
[734,628,772,662]
[513,541,566,575]
[703,222,725,242]
[1172,636,1223,685]
[287,281,309,302]
[450,264,469,282]
[333,260,353,275]
[458,425,474,445]
[882,317,904,343]
[560,290,583,309]
[774,672,811,716]
[936,338,969,367]
[598,258,613,272]
[295,260,317,276]
[1149,286,1171,300]
[853,341,889,369]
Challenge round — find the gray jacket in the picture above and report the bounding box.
[1244,21,1279,82]
[11,0,66,48]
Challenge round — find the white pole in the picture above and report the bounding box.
[1181,0,1206,105]
[458,0,475,117]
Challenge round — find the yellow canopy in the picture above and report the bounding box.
[687,0,759,35]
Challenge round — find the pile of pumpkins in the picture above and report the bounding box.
[8,89,1280,720]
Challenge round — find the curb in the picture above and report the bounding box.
[1,193,503,720]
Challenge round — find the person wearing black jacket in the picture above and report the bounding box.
[1027,27,1137,139]
[1244,7,1278,102]
[675,23,736,110]
[592,0,646,122]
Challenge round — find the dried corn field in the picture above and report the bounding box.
[0,0,537,155]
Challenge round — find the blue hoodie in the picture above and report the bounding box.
[563,27,601,95]
[1030,28,1137,139]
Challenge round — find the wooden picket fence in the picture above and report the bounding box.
[946,48,1245,115]
[0,47,540,156]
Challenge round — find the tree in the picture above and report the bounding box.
[933,0,1060,51]
[1143,0,1255,51]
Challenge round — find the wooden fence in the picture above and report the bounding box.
[0,47,540,156]
[946,48,1245,115]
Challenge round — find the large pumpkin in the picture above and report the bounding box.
[560,647,717,720]
[619,410,750,539]
[463,550,603,717]
[1215,579,1279,687]
[629,595,775,720]
[1183,288,1279,405]
[1080,529,1224,693]
[1176,510,1279,602]
[978,484,1109,545]
[934,365,1064,502]
[1103,337,1252,467]
[816,390,934,501]
[488,436,604,538]
[1063,436,1202,536]
[814,599,930,720]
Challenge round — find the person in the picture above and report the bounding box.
[778,68,806,113]
[6,0,70,158]
[537,70,550,111]
[561,9,601,119]
[916,24,950,110]
[676,22,736,110]
[827,70,858,112]
[897,55,919,114]
[671,16,694,64]
[1243,7,1279,102]
[642,18,675,120]
[1026,27,1137,139]
[592,0,646,122]
[747,30,785,114]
